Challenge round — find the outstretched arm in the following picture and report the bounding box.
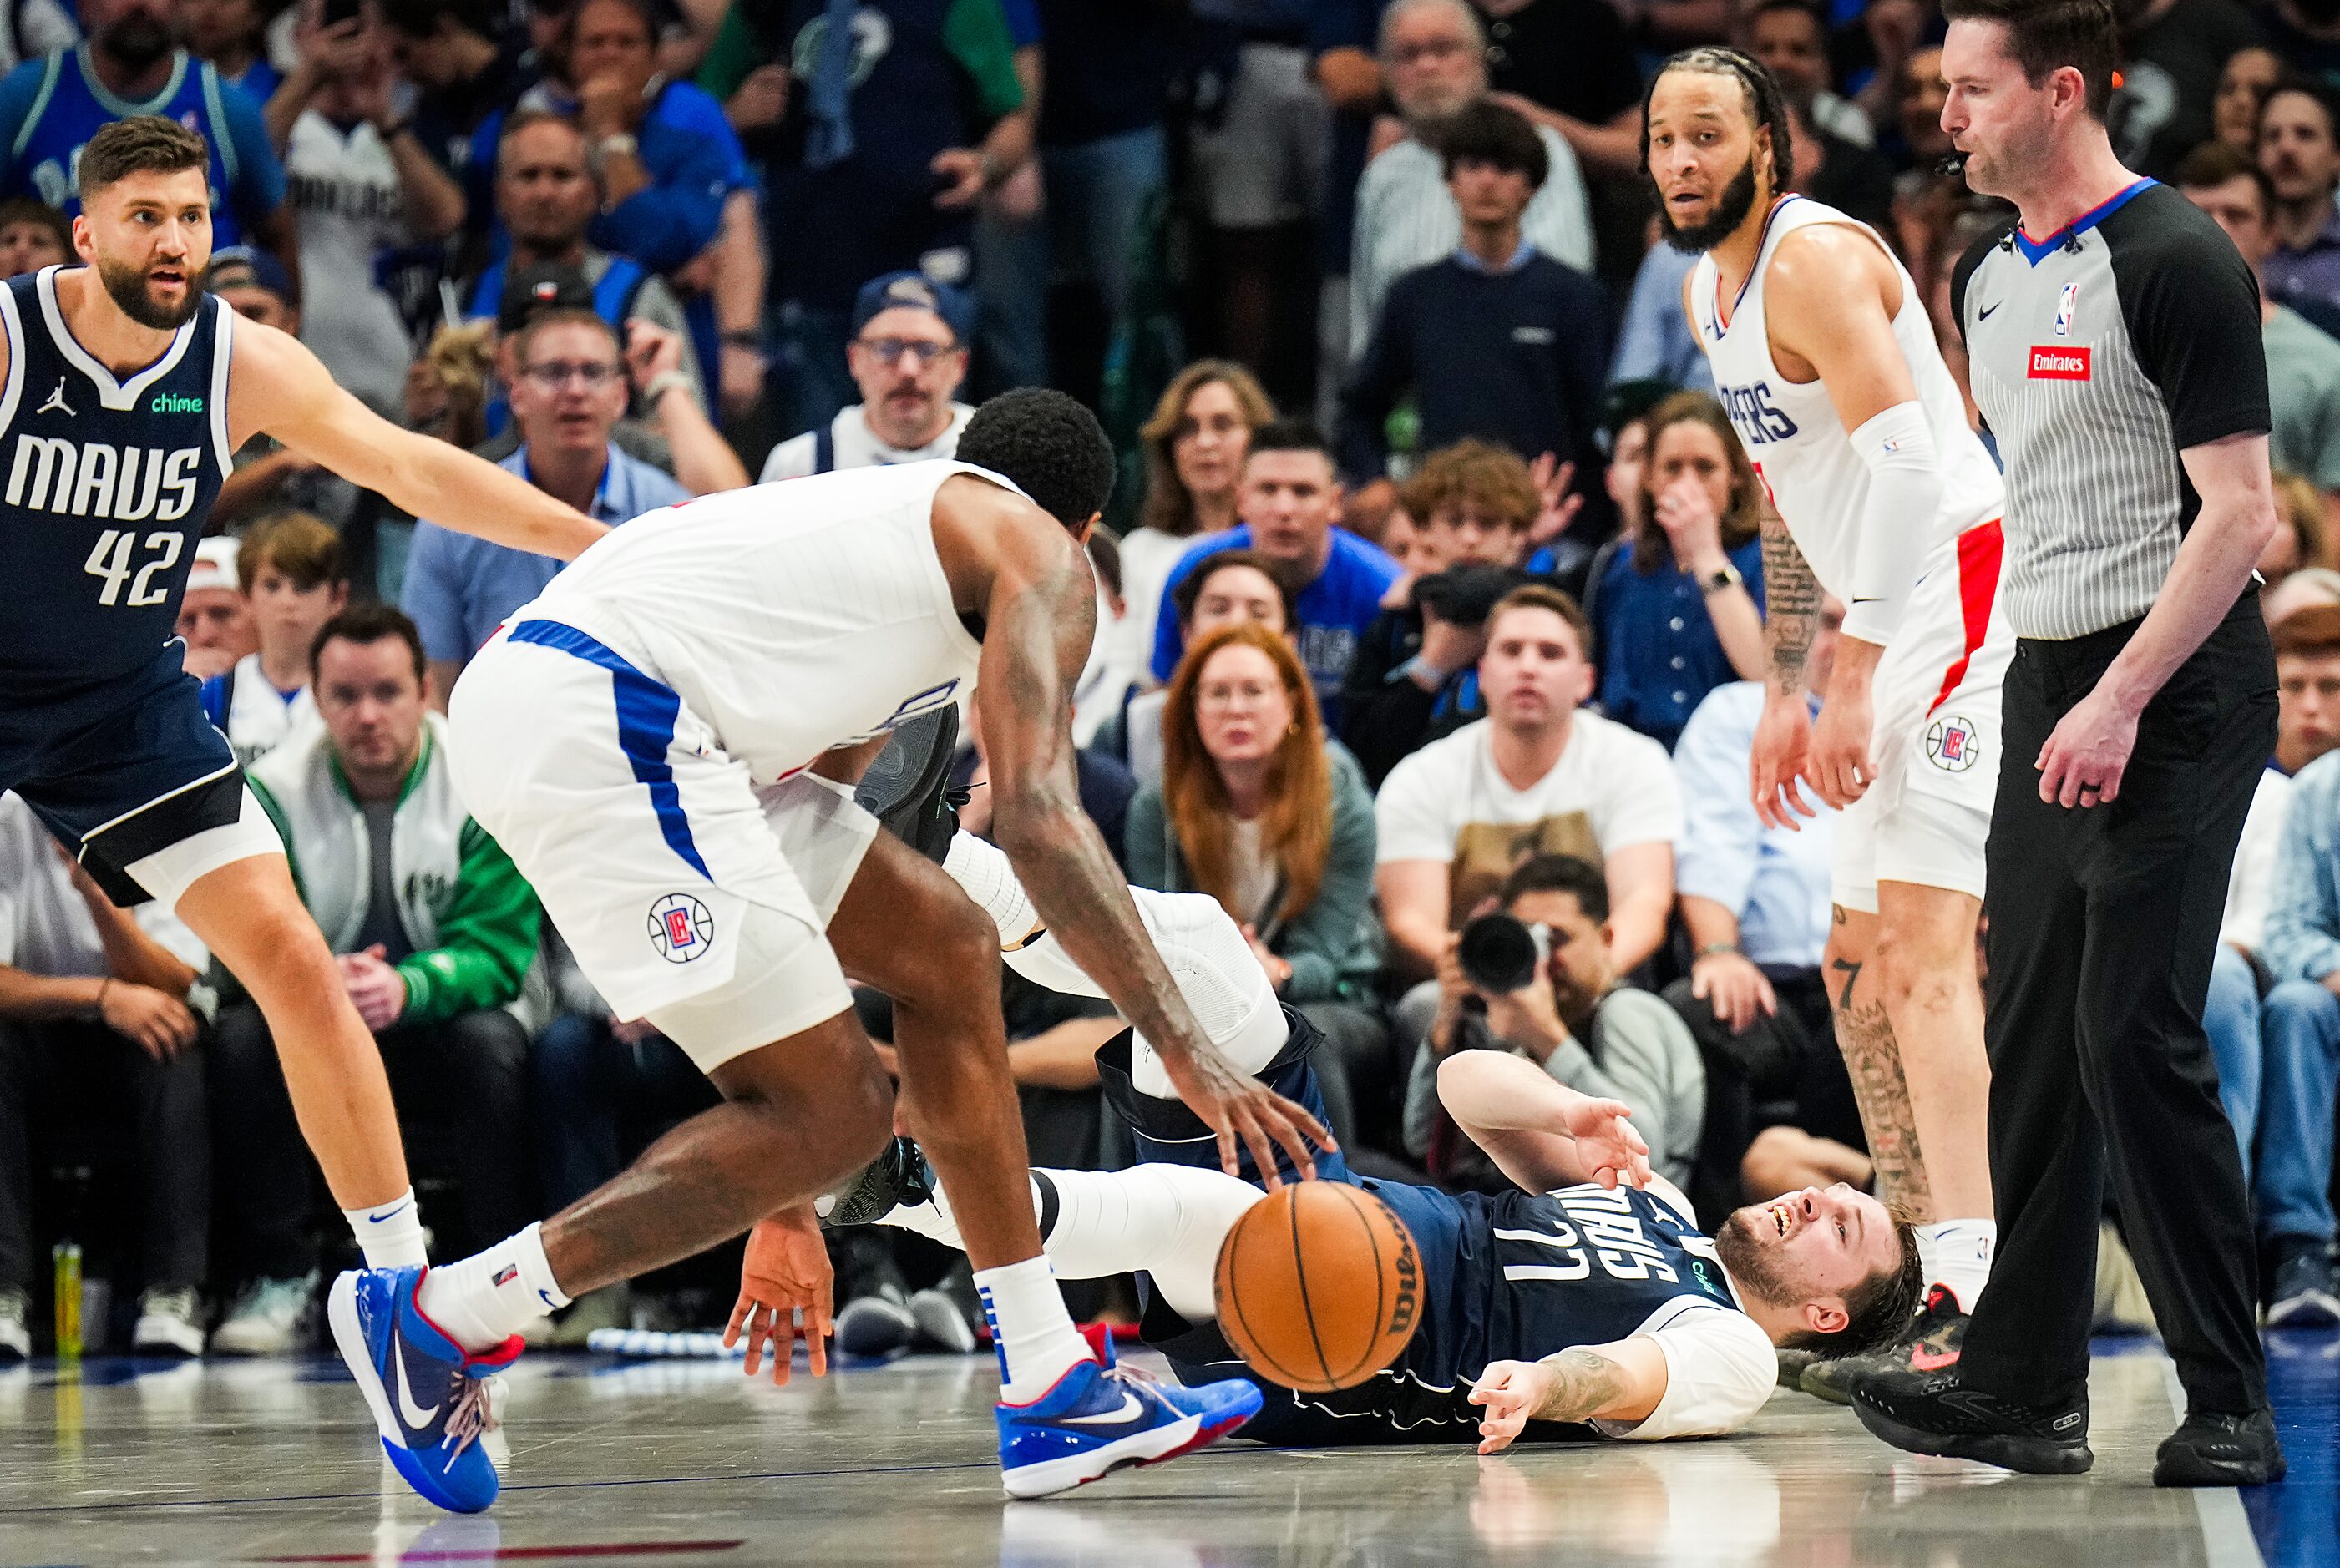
[943,479,1332,1181]
[230,316,607,562]
[1435,1049,1652,1194]
[1470,1338,1670,1452]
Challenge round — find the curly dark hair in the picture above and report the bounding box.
[957,388,1118,531]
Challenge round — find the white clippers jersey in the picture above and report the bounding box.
[519,461,1003,787]
[1689,197,2003,599]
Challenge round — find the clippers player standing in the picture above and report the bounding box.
[0,119,600,1342]
[1646,50,2006,1393]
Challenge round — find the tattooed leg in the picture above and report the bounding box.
[1826,905,1934,1221]
[1871,880,1993,1223]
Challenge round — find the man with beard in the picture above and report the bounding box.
[0,115,600,1421]
[1648,48,2011,1404]
[0,0,291,265]
[736,886,1921,1451]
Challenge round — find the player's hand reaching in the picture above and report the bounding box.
[1152,1039,1336,1188]
[1553,1097,1651,1191]
[1749,691,1821,830]
[726,1206,833,1385]
[1470,1361,1555,1454]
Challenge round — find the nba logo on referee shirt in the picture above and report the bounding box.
[2054,282,2078,336]
[648,893,715,963]
[1927,715,1980,771]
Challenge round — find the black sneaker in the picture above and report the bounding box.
[853,706,965,865]
[2267,1247,2340,1329]
[1852,1365,2093,1474]
[1802,1283,1968,1406]
[2155,1408,2286,1487]
[909,1257,986,1354]
[830,1228,918,1359]
[818,1136,936,1229]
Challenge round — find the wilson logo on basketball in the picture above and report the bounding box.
[2028,346,2091,380]
[1387,1231,1420,1340]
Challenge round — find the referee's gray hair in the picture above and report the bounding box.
[1378,0,1487,58]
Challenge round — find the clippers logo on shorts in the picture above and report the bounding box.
[648,893,715,963]
[2028,346,2092,381]
[1927,714,1981,772]
[2054,282,2078,337]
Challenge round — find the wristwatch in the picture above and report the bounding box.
[1699,561,1744,596]
[594,131,639,167]
[641,368,695,407]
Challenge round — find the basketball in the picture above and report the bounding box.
[1213,1181,1422,1393]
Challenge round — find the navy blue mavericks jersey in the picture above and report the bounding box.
[4,49,261,246]
[0,266,233,687]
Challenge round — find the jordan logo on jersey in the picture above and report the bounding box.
[4,437,205,522]
[35,377,72,417]
[1718,382,1798,444]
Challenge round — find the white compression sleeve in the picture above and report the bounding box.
[1840,401,1945,648]
[938,832,1288,1090]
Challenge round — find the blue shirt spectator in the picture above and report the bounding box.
[1588,534,1765,751]
[1671,681,1834,970]
[0,43,284,252]
[401,443,686,674]
[1152,527,1400,724]
[1610,239,1714,397]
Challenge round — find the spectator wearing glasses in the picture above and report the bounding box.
[400,309,693,702]
[759,271,975,480]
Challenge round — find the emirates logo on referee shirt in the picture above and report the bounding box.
[2029,346,2092,380]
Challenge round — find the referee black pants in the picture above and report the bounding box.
[1961,600,2272,1418]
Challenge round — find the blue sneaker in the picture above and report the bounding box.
[996,1337,1263,1500]
[328,1267,523,1513]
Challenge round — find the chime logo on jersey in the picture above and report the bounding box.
[647,893,715,963]
[1927,714,1980,772]
[4,437,205,521]
[2054,281,2079,337]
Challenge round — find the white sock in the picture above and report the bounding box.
[415,1222,572,1353]
[974,1255,1092,1403]
[1914,1219,1996,1313]
[345,1188,429,1271]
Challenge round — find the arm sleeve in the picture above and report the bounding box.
[397,524,471,665]
[943,0,1027,123]
[1122,782,1173,893]
[1838,402,1945,647]
[1338,276,1413,482]
[1277,752,1378,1002]
[216,78,286,215]
[393,820,544,1024]
[2259,764,2340,984]
[1593,1304,1777,1440]
[2115,210,2272,450]
[1669,690,1762,918]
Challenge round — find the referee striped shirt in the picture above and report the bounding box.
[1348,123,1594,355]
[1952,180,2272,640]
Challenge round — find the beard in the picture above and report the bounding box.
[98,255,202,331]
[1658,154,1760,254]
[99,14,173,71]
[1713,1207,1796,1308]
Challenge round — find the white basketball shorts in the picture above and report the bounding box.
[447,617,874,1071]
[1831,520,2011,914]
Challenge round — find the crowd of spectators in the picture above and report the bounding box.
[8,0,2340,1359]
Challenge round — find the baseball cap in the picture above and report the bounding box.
[186,535,241,594]
[850,271,973,345]
[498,261,595,334]
[207,246,295,307]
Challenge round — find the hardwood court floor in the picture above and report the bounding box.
[1,1331,2332,1567]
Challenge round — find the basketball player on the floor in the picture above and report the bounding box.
[0,117,601,1347]
[1646,49,2008,1399]
[334,392,1332,1510]
[729,841,1923,1449]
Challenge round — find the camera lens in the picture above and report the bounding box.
[1457,913,1540,994]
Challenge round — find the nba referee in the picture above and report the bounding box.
[1851,0,2285,1486]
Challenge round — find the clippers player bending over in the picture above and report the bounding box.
[0,118,601,1343]
[1647,49,2008,1395]
[334,392,1330,1510]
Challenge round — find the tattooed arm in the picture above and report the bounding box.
[935,477,1333,1181]
[1471,1338,1670,1452]
[1760,501,1822,701]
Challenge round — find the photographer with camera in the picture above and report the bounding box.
[1403,854,1704,1196]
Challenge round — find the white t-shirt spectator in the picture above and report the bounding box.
[2221,768,2293,953]
[286,110,418,415]
[759,403,974,482]
[1375,711,1681,920]
[0,794,207,975]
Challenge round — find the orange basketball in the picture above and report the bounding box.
[1213,1181,1421,1393]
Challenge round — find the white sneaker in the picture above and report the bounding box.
[0,1289,28,1362]
[210,1275,315,1356]
[133,1287,205,1357]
